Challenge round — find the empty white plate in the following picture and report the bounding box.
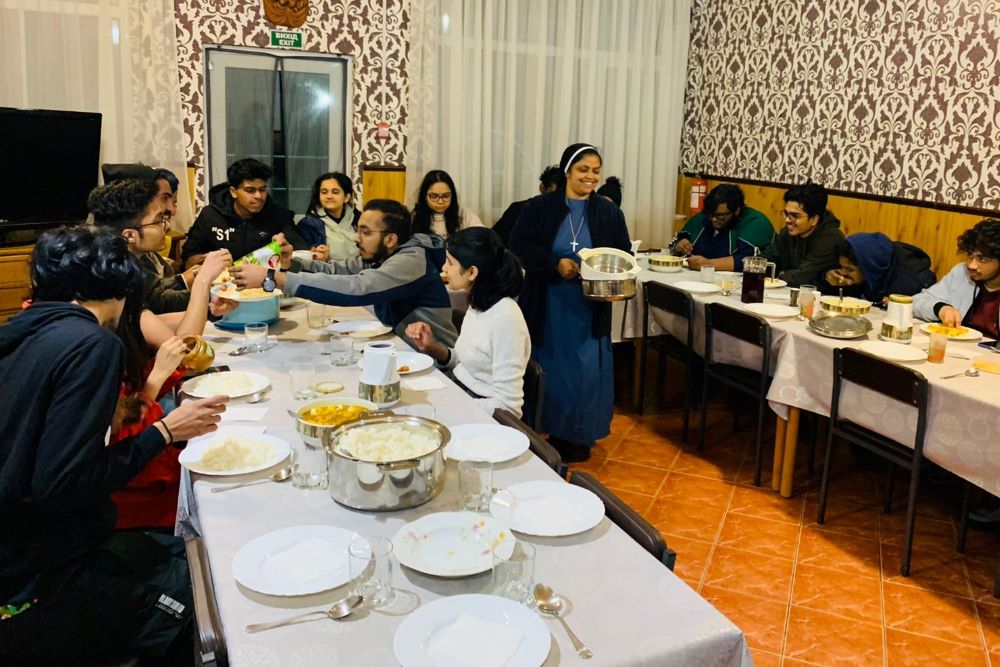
[392,512,514,577]
[231,525,362,596]
[180,427,288,475]
[358,350,434,375]
[446,424,530,463]
[393,594,550,667]
[327,319,393,338]
[672,280,722,295]
[743,302,799,319]
[490,481,605,537]
[858,340,927,363]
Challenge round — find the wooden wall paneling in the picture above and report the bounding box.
[361,167,406,206]
[675,175,987,277]
[0,245,33,322]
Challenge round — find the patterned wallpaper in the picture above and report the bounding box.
[173,0,408,204]
[680,0,1000,211]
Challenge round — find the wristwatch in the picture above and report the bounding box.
[262,268,277,293]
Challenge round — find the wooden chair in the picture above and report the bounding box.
[817,348,929,577]
[493,408,567,479]
[521,359,546,431]
[699,302,773,486]
[185,537,228,666]
[637,282,696,442]
[570,471,676,570]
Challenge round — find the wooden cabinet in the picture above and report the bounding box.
[0,245,32,322]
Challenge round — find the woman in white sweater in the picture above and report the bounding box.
[406,227,530,417]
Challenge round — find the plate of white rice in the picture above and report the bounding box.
[179,427,290,475]
[181,371,271,399]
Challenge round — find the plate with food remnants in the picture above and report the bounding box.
[179,427,289,475]
[919,322,982,341]
[326,319,393,338]
[358,350,434,375]
[211,283,282,301]
[764,277,787,288]
[181,370,271,399]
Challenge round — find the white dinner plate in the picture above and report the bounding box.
[232,525,362,596]
[393,594,550,667]
[857,340,927,363]
[179,427,289,475]
[392,512,514,578]
[327,319,393,338]
[743,302,799,320]
[489,481,605,537]
[358,350,435,375]
[765,278,787,289]
[445,424,530,463]
[918,322,983,341]
[181,370,271,399]
[672,280,722,295]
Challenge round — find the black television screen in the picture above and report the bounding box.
[0,107,102,226]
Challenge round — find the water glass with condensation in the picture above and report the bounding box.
[493,541,535,606]
[244,322,268,353]
[349,537,395,608]
[459,460,493,512]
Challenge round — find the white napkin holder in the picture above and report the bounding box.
[358,342,401,407]
[880,295,914,344]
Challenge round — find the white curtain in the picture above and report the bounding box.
[405,0,693,246]
[0,0,194,231]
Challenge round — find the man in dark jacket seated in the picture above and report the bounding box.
[181,157,308,268]
[819,232,937,305]
[0,227,227,662]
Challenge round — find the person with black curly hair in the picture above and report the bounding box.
[760,182,844,286]
[913,218,1000,340]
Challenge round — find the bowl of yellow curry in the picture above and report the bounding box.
[293,397,378,449]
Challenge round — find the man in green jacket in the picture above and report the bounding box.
[761,182,845,287]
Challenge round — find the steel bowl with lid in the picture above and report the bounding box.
[324,413,450,511]
[578,247,640,302]
[808,313,873,339]
[647,254,685,273]
[819,295,872,316]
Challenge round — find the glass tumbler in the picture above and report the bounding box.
[458,460,494,512]
[288,357,316,400]
[349,537,395,608]
[244,322,269,353]
[493,541,535,606]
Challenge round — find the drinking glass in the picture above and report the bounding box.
[328,334,353,366]
[458,460,493,512]
[291,437,328,489]
[719,278,740,297]
[928,331,948,363]
[493,541,535,606]
[306,301,327,328]
[349,537,395,608]
[700,266,716,284]
[798,286,816,320]
[244,322,269,353]
[288,357,316,400]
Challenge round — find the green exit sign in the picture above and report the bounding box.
[270,30,303,49]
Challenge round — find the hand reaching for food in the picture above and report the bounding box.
[557,258,580,280]
[195,249,233,286]
[686,255,709,270]
[160,395,229,442]
[938,305,962,327]
[672,238,693,256]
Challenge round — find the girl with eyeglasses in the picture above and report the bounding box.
[411,169,484,239]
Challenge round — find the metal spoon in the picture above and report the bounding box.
[210,466,293,493]
[533,584,592,659]
[941,368,980,379]
[245,594,363,634]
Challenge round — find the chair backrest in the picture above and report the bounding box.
[643,281,695,346]
[185,537,228,667]
[835,347,928,408]
[569,471,676,570]
[521,359,546,431]
[493,409,567,479]
[704,301,771,371]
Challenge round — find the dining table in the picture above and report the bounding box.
[179,299,753,667]
[617,259,1000,500]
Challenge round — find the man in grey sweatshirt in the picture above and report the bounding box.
[231,199,458,347]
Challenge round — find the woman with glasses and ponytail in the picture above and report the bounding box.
[411,169,484,239]
[508,143,631,462]
[406,227,530,417]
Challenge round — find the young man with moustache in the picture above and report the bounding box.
[760,182,845,287]
[230,199,459,347]
[181,158,308,268]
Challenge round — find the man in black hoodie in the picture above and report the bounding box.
[0,227,227,661]
[181,158,308,268]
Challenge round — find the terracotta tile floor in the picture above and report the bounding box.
[570,397,1000,666]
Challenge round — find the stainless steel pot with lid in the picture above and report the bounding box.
[578,247,640,302]
[323,413,450,511]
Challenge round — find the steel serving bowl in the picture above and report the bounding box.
[323,413,450,511]
[647,254,685,273]
[582,277,637,302]
[819,296,872,316]
[582,251,634,274]
[808,313,873,339]
[293,397,379,449]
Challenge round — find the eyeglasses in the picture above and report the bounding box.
[426,192,452,202]
[357,227,389,238]
[709,211,734,222]
[780,210,806,221]
[134,212,170,230]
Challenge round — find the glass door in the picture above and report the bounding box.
[206,48,350,213]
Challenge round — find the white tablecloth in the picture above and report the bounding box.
[617,265,1000,497]
[184,303,752,667]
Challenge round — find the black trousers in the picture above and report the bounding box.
[0,532,193,664]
